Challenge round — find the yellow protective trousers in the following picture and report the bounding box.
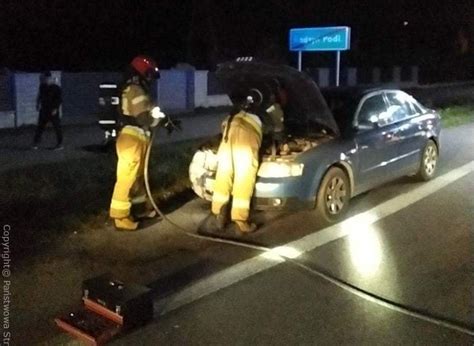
[212,113,262,222]
[110,126,151,219]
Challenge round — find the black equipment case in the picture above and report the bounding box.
[55,274,153,345]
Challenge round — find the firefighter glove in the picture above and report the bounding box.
[151,106,166,120]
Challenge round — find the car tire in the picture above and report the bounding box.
[314,167,350,225]
[416,140,438,181]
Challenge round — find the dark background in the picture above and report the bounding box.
[0,0,472,81]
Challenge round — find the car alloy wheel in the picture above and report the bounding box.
[417,140,438,181]
[325,176,347,215]
[315,166,350,225]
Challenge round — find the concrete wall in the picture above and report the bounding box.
[156,70,190,112]
[0,111,15,129]
[14,72,41,126]
[194,70,231,108]
[205,95,232,108]
[194,71,209,107]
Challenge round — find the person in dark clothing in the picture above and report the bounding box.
[32,71,63,150]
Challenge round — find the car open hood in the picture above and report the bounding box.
[216,61,340,136]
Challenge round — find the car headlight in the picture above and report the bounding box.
[257,161,304,178]
[255,182,279,192]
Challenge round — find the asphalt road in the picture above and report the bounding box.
[111,123,474,345]
[18,123,471,346]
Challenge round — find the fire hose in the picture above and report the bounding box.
[143,128,474,337]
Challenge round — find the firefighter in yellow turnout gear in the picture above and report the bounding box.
[210,89,263,234]
[110,56,166,231]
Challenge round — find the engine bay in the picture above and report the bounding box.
[262,133,333,161]
[199,130,333,160]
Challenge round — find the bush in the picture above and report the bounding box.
[440,106,474,128]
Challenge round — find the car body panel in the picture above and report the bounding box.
[354,125,403,191]
[384,91,428,171]
[295,139,356,201]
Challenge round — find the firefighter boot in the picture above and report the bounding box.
[234,221,257,234]
[114,217,139,231]
[198,213,222,234]
[216,203,230,231]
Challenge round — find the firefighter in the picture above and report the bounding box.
[209,89,264,234]
[109,56,167,231]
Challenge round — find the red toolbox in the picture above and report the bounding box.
[55,274,153,345]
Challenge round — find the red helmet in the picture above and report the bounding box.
[130,56,160,80]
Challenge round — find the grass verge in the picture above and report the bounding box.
[440,105,474,128]
[1,138,209,260]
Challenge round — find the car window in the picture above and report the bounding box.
[385,92,417,123]
[357,94,387,125]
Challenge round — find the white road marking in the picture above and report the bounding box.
[161,161,474,314]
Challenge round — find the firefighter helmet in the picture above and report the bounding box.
[130,56,160,80]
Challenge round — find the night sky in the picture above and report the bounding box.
[0,0,472,72]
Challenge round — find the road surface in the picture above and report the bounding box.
[15,123,474,345]
[116,123,474,345]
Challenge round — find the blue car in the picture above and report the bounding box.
[189,62,441,224]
